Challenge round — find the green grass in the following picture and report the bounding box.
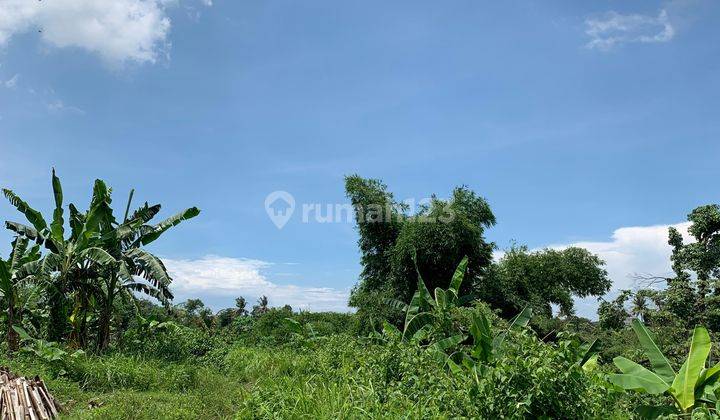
[0,333,632,419]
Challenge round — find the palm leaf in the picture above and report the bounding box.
[129,203,162,225]
[384,297,408,312]
[0,260,11,294]
[68,204,85,240]
[434,287,448,310]
[127,249,171,285]
[430,334,466,352]
[8,236,29,272]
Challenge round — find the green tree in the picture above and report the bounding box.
[631,290,652,324]
[668,204,720,328]
[3,170,199,349]
[235,296,248,316]
[484,245,611,319]
[94,189,199,350]
[390,189,496,302]
[252,295,269,317]
[345,175,495,324]
[3,171,118,345]
[597,290,631,331]
[344,176,404,298]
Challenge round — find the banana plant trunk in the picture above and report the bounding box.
[6,294,18,356]
[97,284,115,352]
[97,303,112,352]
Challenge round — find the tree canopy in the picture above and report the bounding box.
[482,245,611,318]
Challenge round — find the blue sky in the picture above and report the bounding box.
[0,0,718,316]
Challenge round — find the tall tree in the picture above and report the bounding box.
[345,175,495,325]
[252,295,269,317]
[235,297,248,316]
[668,204,720,328]
[94,190,199,350]
[3,171,117,344]
[2,170,199,349]
[344,176,404,296]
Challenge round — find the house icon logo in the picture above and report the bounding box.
[265,191,295,229]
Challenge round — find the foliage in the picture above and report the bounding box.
[667,205,720,329]
[0,236,41,354]
[484,245,612,318]
[1,169,199,350]
[598,290,633,331]
[610,319,720,416]
[345,175,495,322]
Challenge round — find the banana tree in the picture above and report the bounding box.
[4,170,122,345]
[94,190,199,351]
[0,236,41,355]
[399,256,472,341]
[610,319,720,417]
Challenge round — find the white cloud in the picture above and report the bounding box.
[4,73,18,88]
[548,222,691,290]
[544,222,692,318]
[495,221,693,318]
[46,99,85,115]
[0,0,211,65]
[163,256,351,312]
[585,9,675,50]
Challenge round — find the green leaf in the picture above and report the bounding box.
[611,356,671,394]
[12,326,33,342]
[631,319,675,384]
[582,354,599,372]
[403,312,433,340]
[126,249,173,300]
[579,339,600,368]
[493,306,532,350]
[448,256,468,295]
[50,168,65,243]
[381,320,401,340]
[140,207,200,245]
[123,282,169,306]
[384,298,408,312]
[508,306,532,329]
[469,312,493,362]
[282,318,303,335]
[434,288,448,310]
[699,362,720,388]
[81,247,117,266]
[0,260,11,294]
[412,255,434,309]
[2,189,48,233]
[430,334,465,352]
[671,326,711,410]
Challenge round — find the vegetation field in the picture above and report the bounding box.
[2,172,720,419]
